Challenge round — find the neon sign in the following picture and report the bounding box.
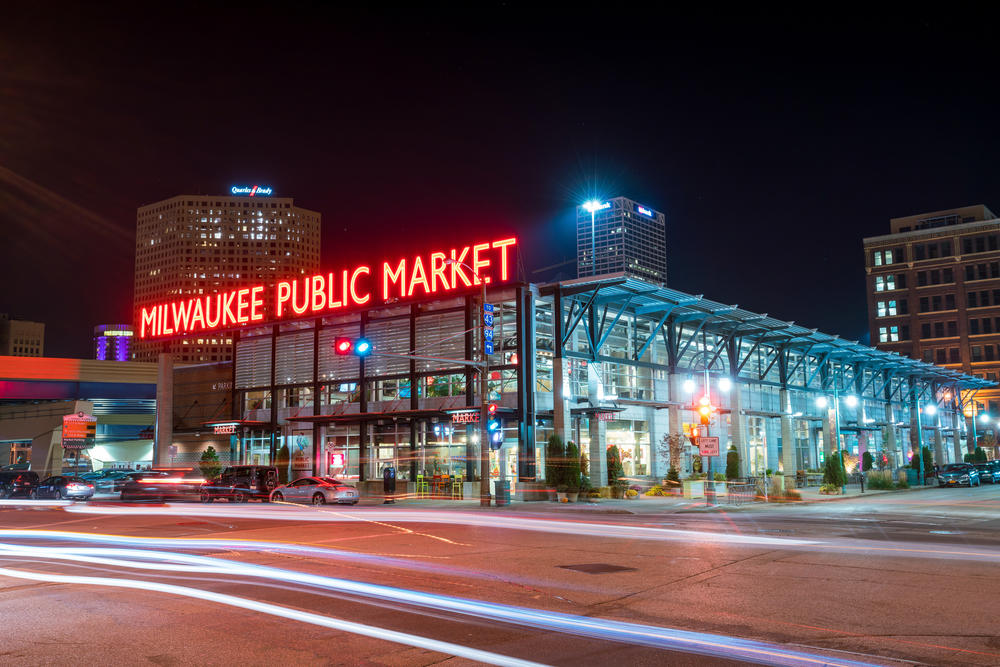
[138,237,517,339]
[231,185,273,196]
[636,205,653,217]
[214,424,238,435]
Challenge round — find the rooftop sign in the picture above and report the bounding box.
[230,185,273,197]
[138,237,518,339]
[636,205,653,217]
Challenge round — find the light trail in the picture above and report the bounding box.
[0,563,545,667]
[54,504,822,546]
[0,537,878,666]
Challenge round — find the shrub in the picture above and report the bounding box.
[274,444,290,484]
[910,446,933,473]
[862,451,873,471]
[894,479,909,489]
[974,446,988,463]
[607,445,625,487]
[546,434,565,487]
[692,455,702,473]
[725,445,740,480]
[565,441,582,492]
[866,470,895,490]
[645,485,665,496]
[823,451,847,487]
[713,472,726,481]
[819,483,840,495]
[625,488,639,498]
[199,446,223,480]
[666,465,680,484]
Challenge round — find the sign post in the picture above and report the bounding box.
[62,412,97,473]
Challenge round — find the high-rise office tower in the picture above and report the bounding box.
[134,187,321,363]
[577,196,666,283]
[94,324,134,361]
[864,204,1000,417]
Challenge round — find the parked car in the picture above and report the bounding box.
[201,465,279,503]
[973,461,1000,484]
[113,470,169,493]
[937,463,981,487]
[120,470,203,502]
[31,476,95,500]
[93,470,133,492]
[0,471,40,498]
[270,476,359,505]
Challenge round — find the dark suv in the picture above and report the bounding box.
[974,460,1000,484]
[0,471,40,498]
[201,465,278,503]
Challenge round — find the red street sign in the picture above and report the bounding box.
[697,436,720,457]
[62,412,97,450]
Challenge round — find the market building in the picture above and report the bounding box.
[139,234,991,497]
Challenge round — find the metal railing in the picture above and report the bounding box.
[726,482,757,505]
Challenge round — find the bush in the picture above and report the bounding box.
[199,446,223,480]
[823,451,847,487]
[625,488,639,497]
[974,446,988,463]
[726,445,740,480]
[607,445,625,487]
[666,465,680,484]
[565,441,582,492]
[910,446,933,473]
[895,479,909,489]
[713,472,726,481]
[275,443,290,484]
[546,434,565,487]
[692,455,702,473]
[862,451,873,471]
[645,485,665,496]
[866,470,895,490]
[819,483,840,495]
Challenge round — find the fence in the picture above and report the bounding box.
[726,482,757,505]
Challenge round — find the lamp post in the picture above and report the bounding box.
[446,257,492,507]
[684,350,729,506]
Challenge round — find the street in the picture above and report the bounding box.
[1,485,1000,666]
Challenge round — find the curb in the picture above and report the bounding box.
[673,483,942,512]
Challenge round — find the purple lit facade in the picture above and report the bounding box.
[94,324,134,361]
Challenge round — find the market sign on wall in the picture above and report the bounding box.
[138,237,517,339]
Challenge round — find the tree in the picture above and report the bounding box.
[275,443,290,484]
[974,446,988,463]
[565,441,582,492]
[910,446,933,474]
[546,434,565,488]
[657,432,685,474]
[725,445,740,480]
[199,446,222,480]
[823,450,847,487]
[862,451,873,471]
[606,445,625,487]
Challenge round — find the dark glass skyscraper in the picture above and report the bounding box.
[576,196,666,284]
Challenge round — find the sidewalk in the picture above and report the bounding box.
[370,483,939,514]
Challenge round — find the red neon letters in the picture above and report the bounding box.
[138,237,517,339]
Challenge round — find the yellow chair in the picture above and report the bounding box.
[451,475,463,499]
[416,474,429,498]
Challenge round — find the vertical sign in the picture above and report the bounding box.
[483,303,495,355]
[62,412,97,450]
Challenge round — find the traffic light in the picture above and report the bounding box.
[488,403,498,416]
[333,337,374,357]
[697,394,714,425]
[487,406,502,449]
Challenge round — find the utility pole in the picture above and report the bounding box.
[479,277,491,507]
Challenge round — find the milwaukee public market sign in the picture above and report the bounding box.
[138,237,517,339]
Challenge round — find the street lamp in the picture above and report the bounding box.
[582,200,608,276]
[445,257,492,507]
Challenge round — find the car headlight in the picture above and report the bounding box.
[960,475,969,480]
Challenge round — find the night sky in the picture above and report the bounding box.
[2,5,998,358]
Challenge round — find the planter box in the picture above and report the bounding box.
[566,491,579,503]
[707,481,727,497]
[682,480,705,499]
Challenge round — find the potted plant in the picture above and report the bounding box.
[587,489,601,503]
[607,445,626,498]
[565,441,582,502]
[556,484,569,502]
[625,488,639,500]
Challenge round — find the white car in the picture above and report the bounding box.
[270,476,359,505]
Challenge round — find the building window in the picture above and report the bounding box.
[874,250,883,266]
[950,348,960,363]
[936,349,947,364]
[878,327,888,343]
[921,323,931,338]
[889,325,899,342]
[970,319,981,335]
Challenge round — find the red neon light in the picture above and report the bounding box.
[138,238,517,339]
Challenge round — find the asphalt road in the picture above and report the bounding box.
[1,484,999,666]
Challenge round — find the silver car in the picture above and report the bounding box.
[270,476,359,505]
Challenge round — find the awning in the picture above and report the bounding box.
[201,419,269,427]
